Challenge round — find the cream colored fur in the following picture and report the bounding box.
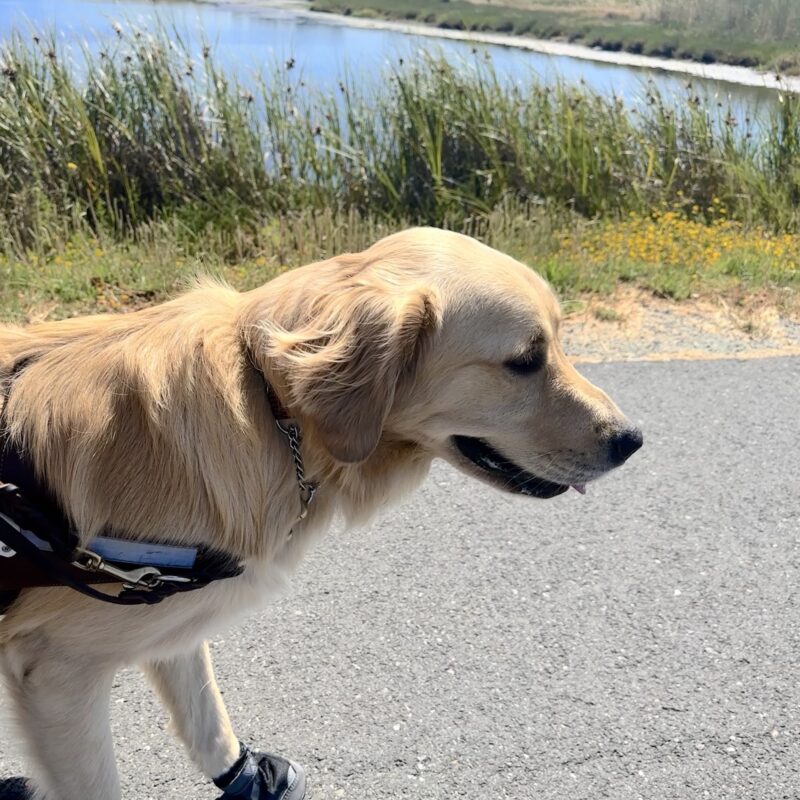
[0,228,635,800]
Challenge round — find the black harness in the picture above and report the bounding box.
[0,352,314,615]
[0,480,243,609]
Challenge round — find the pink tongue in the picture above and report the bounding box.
[572,484,587,495]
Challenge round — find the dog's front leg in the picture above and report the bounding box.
[142,641,240,781]
[0,632,120,800]
[144,642,306,799]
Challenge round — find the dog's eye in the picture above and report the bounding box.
[504,348,546,375]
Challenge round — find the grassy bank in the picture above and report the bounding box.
[310,0,800,73]
[0,25,799,322]
[3,203,797,323]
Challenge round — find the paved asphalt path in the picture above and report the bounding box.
[2,356,799,799]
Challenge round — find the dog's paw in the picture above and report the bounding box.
[0,778,32,800]
[214,744,306,800]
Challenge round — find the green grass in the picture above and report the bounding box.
[310,0,800,72]
[2,203,797,324]
[1,24,799,322]
[0,209,397,321]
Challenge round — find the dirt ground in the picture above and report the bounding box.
[563,288,800,362]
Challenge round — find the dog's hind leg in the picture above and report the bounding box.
[0,632,119,800]
[142,641,240,781]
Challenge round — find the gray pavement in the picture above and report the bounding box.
[2,356,800,799]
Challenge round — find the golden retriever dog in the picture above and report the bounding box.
[0,227,641,800]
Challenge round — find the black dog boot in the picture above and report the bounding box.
[0,778,32,800]
[214,743,305,800]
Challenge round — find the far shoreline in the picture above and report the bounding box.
[206,0,800,94]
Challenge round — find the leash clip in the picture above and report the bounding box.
[74,548,191,588]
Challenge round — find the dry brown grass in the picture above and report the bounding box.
[463,0,645,18]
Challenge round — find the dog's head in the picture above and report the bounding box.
[256,228,641,497]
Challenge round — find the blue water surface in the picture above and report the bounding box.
[0,0,781,123]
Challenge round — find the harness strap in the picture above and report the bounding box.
[0,590,19,615]
[0,485,244,606]
[0,507,158,605]
[0,453,215,609]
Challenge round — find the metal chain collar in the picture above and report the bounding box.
[250,350,318,531]
[274,417,317,528]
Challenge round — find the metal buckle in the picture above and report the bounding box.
[74,548,191,588]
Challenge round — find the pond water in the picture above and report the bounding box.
[0,0,783,124]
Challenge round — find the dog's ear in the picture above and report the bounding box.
[267,281,440,463]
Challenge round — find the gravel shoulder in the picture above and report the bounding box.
[562,289,800,362]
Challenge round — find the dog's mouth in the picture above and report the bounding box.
[451,435,582,499]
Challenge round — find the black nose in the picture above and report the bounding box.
[608,427,643,466]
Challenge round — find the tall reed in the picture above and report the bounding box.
[2,24,800,258]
